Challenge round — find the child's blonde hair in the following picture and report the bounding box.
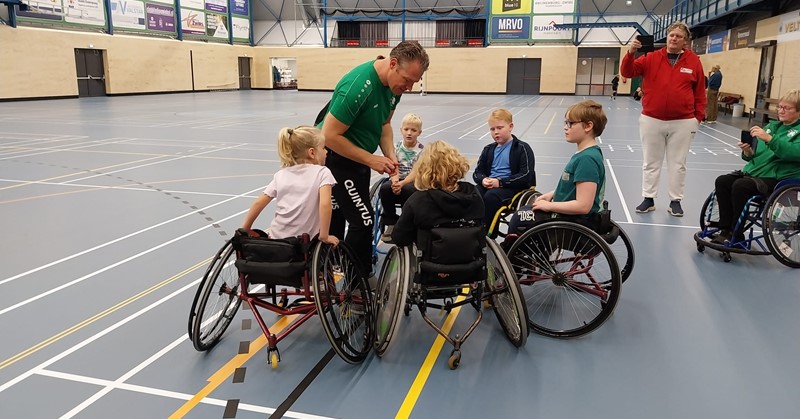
[401,113,423,129]
[566,100,608,137]
[277,126,324,167]
[488,108,513,123]
[412,140,469,192]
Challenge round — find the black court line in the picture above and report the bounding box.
[268,349,336,419]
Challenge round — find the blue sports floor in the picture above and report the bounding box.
[0,91,798,419]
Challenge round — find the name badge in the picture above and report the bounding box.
[680,67,693,74]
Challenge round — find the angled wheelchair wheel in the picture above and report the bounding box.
[485,238,528,347]
[312,242,374,364]
[763,184,800,268]
[369,177,389,265]
[507,221,622,338]
[700,192,720,231]
[609,220,635,283]
[374,246,411,356]
[189,239,243,351]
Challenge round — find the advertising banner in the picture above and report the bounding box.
[230,0,247,16]
[706,30,729,53]
[64,0,106,26]
[205,0,226,13]
[531,15,571,41]
[232,16,249,39]
[111,0,145,30]
[778,10,800,43]
[181,8,205,34]
[491,16,530,40]
[728,22,756,50]
[533,0,575,14]
[146,3,175,32]
[181,0,203,8]
[692,36,707,55]
[206,12,228,39]
[18,0,63,20]
[491,0,531,15]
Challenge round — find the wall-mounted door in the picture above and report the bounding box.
[575,57,616,96]
[238,57,252,90]
[506,58,541,95]
[75,49,106,97]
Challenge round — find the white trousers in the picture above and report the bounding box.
[639,114,698,201]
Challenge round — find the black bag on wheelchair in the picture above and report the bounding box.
[232,230,308,287]
[508,201,619,249]
[415,221,486,286]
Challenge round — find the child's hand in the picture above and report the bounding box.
[320,235,340,246]
[246,229,260,237]
[391,181,403,195]
[532,200,552,212]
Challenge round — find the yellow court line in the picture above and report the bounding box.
[395,290,469,419]
[544,111,558,135]
[0,155,165,191]
[0,258,210,371]
[169,314,298,419]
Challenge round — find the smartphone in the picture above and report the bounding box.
[637,35,655,53]
[740,130,755,147]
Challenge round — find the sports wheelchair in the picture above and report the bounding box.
[694,179,800,268]
[187,229,374,367]
[373,222,528,370]
[368,177,392,267]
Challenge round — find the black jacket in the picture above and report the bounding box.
[392,182,485,247]
[472,136,536,190]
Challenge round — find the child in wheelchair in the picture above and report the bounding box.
[240,126,339,246]
[380,113,425,243]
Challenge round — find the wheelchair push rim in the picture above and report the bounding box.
[374,246,410,356]
[485,238,528,347]
[763,184,800,268]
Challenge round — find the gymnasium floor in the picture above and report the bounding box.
[1,91,798,419]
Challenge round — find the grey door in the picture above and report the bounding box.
[75,49,106,97]
[506,58,541,95]
[238,57,252,90]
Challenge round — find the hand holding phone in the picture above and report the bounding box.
[740,130,755,147]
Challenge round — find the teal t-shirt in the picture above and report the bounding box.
[319,60,401,153]
[552,145,606,215]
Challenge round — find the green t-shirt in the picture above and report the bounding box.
[552,145,606,215]
[743,119,800,180]
[320,60,401,153]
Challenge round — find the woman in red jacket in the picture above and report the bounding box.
[621,21,706,217]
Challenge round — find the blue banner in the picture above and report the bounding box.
[230,0,247,16]
[707,31,729,53]
[491,16,530,40]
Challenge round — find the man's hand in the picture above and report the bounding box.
[629,37,641,54]
[369,155,398,175]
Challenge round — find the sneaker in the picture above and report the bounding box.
[635,198,655,213]
[707,121,717,125]
[380,225,394,243]
[711,229,732,245]
[667,200,684,217]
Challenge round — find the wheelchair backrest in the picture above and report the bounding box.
[232,229,308,285]
[415,221,486,285]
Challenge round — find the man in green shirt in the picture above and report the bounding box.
[319,41,429,275]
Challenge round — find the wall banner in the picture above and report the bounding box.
[230,0,247,16]
[778,10,800,43]
[692,36,707,55]
[729,22,756,50]
[111,0,146,30]
[64,0,106,26]
[146,3,175,32]
[181,8,205,34]
[532,0,575,14]
[491,0,532,15]
[18,0,64,20]
[232,16,249,39]
[706,30,729,53]
[206,12,228,39]
[531,15,572,41]
[491,16,530,40]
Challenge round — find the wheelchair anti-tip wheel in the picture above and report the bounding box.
[312,241,374,364]
[507,221,622,338]
[763,184,800,268]
[188,239,242,351]
[484,238,528,347]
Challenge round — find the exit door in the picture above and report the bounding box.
[506,58,541,95]
[75,49,106,97]
[238,57,252,90]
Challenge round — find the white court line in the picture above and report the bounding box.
[0,138,132,161]
[424,96,535,138]
[696,126,738,148]
[37,370,334,419]
[605,159,632,223]
[616,220,699,229]
[0,178,266,200]
[0,185,262,289]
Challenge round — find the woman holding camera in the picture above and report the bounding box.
[711,89,800,244]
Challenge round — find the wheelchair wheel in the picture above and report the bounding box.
[374,246,411,356]
[699,192,720,231]
[311,241,374,364]
[484,238,528,347]
[369,178,388,265]
[609,220,635,283]
[507,221,622,338]
[188,239,243,351]
[763,184,800,268]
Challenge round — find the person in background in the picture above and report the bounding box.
[621,21,706,217]
[611,75,620,100]
[379,113,424,243]
[704,65,723,125]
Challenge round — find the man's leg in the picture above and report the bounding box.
[328,157,374,275]
[639,114,667,201]
[664,117,698,203]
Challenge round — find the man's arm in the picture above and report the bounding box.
[693,61,707,122]
[378,111,399,174]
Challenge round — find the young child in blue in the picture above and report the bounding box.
[241,126,339,245]
[379,113,424,243]
[510,100,607,233]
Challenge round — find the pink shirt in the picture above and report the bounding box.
[265,164,336,239]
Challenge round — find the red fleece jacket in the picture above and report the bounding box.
[621,47,706,122]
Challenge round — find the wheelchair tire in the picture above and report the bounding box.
[507,221,622,338]
[485,238,528,347]
[762,184,800,268]
[699,192,720,231]
[189,239,243,351]
[374,246,411,356]
[609,220,635,283]
[369,177,389,265]
[311,241,374,364]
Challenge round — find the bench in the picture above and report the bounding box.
[717,92,742,115]
[749,98,780,124]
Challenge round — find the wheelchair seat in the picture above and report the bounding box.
[232,229,308,288]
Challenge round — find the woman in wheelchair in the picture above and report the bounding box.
[240,126,339,245]
[710,89,800,245]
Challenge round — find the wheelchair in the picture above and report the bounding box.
[368,177,391,267]
[187,229,374,367]
[491,189,635,284]
[372,222,528,370]
[694,179,800,268]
